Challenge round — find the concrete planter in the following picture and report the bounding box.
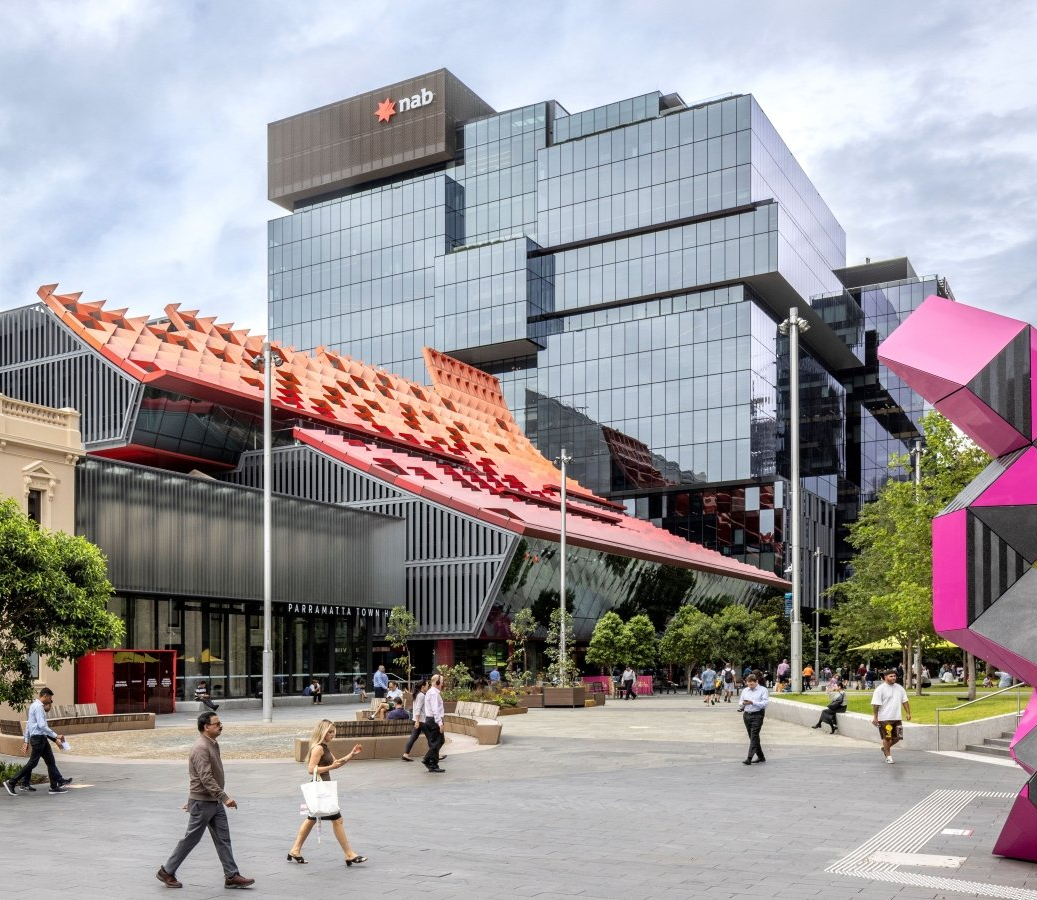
[543,687,586,708]
[767,697,1021,752]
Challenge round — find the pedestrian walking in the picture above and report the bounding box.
[737,673,770,765]
[401,678,428,762]
[287,719,366,866]
[156,711,255,889]
[620,666,637,699]
[3,687,71,796]
[721,663,736,702]
[870,669,911,764]
[701,665,717,705]
[422,674,446,773]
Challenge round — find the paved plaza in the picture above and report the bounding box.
[3,694,1036,899]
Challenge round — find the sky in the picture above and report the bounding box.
[1,0,1034,335]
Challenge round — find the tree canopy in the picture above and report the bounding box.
[830,412,988,689]
[585,610,627,673]
[658,605,718,692]
[0,498,123,708]
[623,614,658,669]
[385,605,418,688]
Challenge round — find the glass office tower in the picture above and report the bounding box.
[267,70,946,593]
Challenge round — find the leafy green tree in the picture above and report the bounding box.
[0,498,123,708]
[712,604,783,672]
[585,611,628,677]
[505,607,537,679]
[543,607,580,686]
[623,614,658,670]
[659,605,718,693]
[385,605,418,689]
[840,412,988,695]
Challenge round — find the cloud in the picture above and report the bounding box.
[0,0,1033,336]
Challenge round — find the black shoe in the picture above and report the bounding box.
[213,704,219,711]
[427,766,445,773]
[742,759,752,766]
[811,724,822,729]
[58,777,73,787]
[755,756,766,763]
[18,784,36,792]
[421,759,432,769]
[48,786,68,794]
[830,727,837,734]
[3,780,16,797]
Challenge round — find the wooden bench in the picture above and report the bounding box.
[444,700,502,745]
[354,693,413,721]
[293,719,428,762]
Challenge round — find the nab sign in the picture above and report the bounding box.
[375,87,435,123]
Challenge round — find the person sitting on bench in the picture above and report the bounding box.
[812,680,847,733]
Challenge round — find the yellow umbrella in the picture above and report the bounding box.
[200,649,223,663]
[849,637,957,652]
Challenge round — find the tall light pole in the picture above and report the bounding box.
[250,341,284,723]
[814,546,822,682]
[557,447,571,687]
[909,438,924,690]
[779,308,809,692]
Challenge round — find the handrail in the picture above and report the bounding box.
[934,683,1027,752]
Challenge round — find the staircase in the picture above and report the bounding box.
[963,731,1014,760]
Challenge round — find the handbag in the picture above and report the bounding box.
[300,772,340,817]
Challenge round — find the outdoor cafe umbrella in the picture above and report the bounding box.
[849,637,957,652]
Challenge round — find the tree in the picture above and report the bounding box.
[385,605,418,689]
[840,412,988,695]
[505,607,537,681]
[712,604,783,672]
[623,614,658,670]
[585,611,628,682]
[659,605,718,693]
[0,498,123,708]
[543,607,580,686]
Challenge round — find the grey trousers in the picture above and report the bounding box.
[164,799,239,878]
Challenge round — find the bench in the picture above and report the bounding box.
[293,719,428,762]
[443,700,502,745]
[354,693,413,721]
[0,703,155,755]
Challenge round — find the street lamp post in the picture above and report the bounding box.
[814,546,821,682]
[779,308,809,692]
[557,447,571,687]
[249,341,284,723]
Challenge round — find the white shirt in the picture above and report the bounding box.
[424,685,444,726]
[738,685,769,713]
[386,688,404,701]
[870,681,908,719]
[411,689,426,722]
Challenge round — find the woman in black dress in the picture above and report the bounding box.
[287,719,367,866]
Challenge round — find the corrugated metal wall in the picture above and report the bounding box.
[0,304,140,447]
[76,456,404,607]
[224,445,516,637]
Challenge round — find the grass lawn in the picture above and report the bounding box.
[778,688,1029,725]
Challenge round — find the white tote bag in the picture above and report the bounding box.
[300,772,340,817]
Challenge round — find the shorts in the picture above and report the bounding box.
[702,688,715,696]
[307,811,342,822]
[877,720,903,744]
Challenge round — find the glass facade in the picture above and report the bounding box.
[268,79,936,590]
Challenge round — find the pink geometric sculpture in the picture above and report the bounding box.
[879,295,1037,861]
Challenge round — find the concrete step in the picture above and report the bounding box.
[964,742,1013,758]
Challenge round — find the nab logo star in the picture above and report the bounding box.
[375,98,396,123]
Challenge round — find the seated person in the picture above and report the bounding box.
[308,678,322,704]
[353,677,367,701]
[386,697,410,720]
[194,680,218,711]
[811,681,847,733]
[385,681,404,702]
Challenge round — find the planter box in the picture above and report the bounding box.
[518,694,543,709]
[543,687,586,708]
[496,706,528,716]
[442,700,458,713]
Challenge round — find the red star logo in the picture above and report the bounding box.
[375,98,396,123]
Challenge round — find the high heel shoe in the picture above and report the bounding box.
[345,855,368,866]
[286,852,307,864]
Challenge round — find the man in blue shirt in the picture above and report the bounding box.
[489,667,501,687]
[386,698,410,720]
[4,687,70,795]
[737,673,770,765]
[373,665,389,698]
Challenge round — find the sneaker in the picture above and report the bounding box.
[48,786,69,794]
[3,780,17,797]
[18,784,36,793]
[885,755,894,764]
[58,777,73,787]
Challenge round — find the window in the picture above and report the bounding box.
[27,489,43,525]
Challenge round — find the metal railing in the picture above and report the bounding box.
[934,684,1027,752]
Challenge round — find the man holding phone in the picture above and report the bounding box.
[3,687,70,796]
